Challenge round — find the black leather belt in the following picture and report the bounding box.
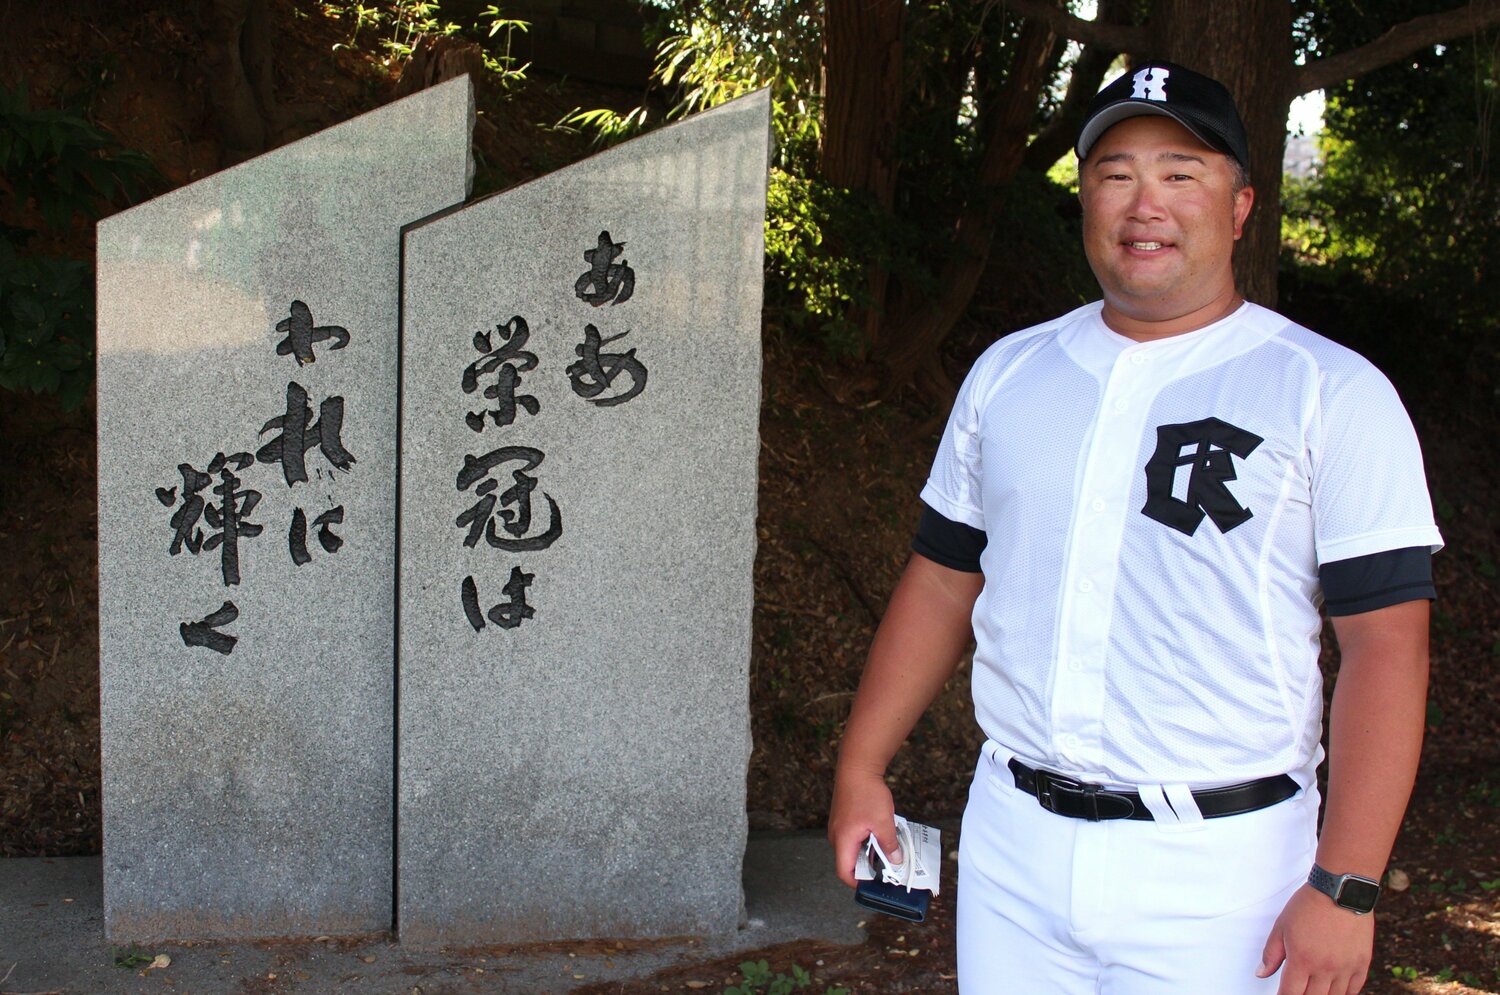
[1007,758,1299,822]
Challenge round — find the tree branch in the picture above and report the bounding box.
[876,17,1059,388]
[999,0,1147,53]
[1296,0,1500,95]
[1023,0,1133,171]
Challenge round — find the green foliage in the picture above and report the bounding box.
[725,958,849,995]
[111,946,154,969]
[560,1,822,168]
[0,85,156,407]
[324,1,530,87]
[0,243,94,408]
[763,170,882,355]
[479,5,530,89]
[1282,3,1499,406]
[328,0,460,63]
[560,104,653,147]
[0,85,152,231]
[565,0,1088,363]
[561,2,870,350]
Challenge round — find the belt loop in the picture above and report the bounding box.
[1082,782,1101,822]
[1136,783,1177,823]
[1136,783,1203,833]
[984,740,1015,776]
[1163,784,1205,828]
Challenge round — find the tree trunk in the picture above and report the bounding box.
[820,0,905,201]
[875,16,1059,387]
[1153,0,1294,307]
[242,0,276,130]
[824,0,1500,393]
[820,0,905,356]
[198,0,278,165]
[393,34,489,99]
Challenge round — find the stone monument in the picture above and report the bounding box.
[396,89,770,944]
[95,78,474,940]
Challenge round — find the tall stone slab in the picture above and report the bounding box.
[397,89,770,944]
[96,78,474,941]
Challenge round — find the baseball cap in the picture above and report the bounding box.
[1075,61,1250,171]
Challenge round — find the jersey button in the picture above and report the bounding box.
[1077,579,1093,592]
[1069,658,1084,672]
[1130,352,1148,366]
[1090,498,1106,512]
[1113,398,1128,412]
[1062,734,1080,750]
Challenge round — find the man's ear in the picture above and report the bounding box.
[1232,185,1255,240]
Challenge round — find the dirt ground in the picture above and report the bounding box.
[2,3,1499,994]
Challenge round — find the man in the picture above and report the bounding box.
[827,61,1441,995]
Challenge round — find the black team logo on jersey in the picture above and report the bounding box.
[1142,418,1264,536]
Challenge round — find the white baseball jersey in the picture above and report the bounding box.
[920,301,1442,789]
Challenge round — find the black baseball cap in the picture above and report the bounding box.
[1075,61,1250,171]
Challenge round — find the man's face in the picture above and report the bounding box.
[1078,115,1254,337]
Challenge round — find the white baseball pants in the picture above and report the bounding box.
[957,741,1319,994]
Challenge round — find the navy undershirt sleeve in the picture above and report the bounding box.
[912,501,987,573]
[1319,546,1435,616]
[915,507,1433,606]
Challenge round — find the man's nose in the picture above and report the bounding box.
[1127,182,1167,221]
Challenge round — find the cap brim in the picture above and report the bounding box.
[1076,102,1233,163]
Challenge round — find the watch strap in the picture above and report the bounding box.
[1308,862,1381,914]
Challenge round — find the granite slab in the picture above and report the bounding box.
[95,77,475,941]
[396,88,771,944]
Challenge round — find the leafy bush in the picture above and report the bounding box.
[324,1,530,86]
[559,0,823,164]
[1283,4,1499,412]
[328,0,459,63]
[763,170,883,355]
[0,243,94,407]
[725,958,849,995]
[0,84,156,408]
[557,2,878,353]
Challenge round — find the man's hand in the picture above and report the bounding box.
[1259,598,1427,993]
[1257,884,1374,995]
[823,555,982,888]
[827,767,901,888]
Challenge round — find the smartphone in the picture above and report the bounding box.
[854,874,931,923]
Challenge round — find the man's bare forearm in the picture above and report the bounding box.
[1256,599,1430,991]
[836,553,985,779]
[1317,599,1431,877]
[827,553,983,885]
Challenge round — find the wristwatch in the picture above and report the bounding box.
[1308,863,1382,914]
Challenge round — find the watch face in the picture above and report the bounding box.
[1338,877,1382,911]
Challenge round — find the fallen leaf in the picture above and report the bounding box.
[149,954,171,970]
[1387,868,1411,892]
[685,982,710,989]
